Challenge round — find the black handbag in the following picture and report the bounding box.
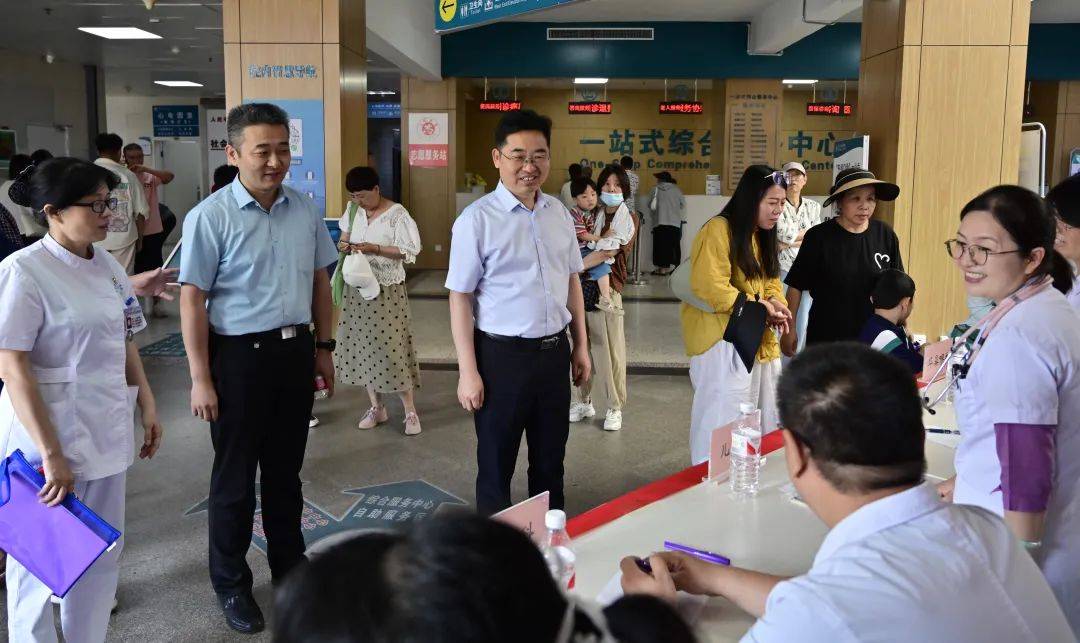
[581,279,600,312]
[723,292,768,373]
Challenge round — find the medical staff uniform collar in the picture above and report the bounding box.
[229,175,288,213]
[41,233,95,269]
[814,483,941,565]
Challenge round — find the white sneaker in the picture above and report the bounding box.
[603,409,622,431]
[308,415,320,429]
[569,401,596,422]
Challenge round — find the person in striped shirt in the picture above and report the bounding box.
[858,269,923,374]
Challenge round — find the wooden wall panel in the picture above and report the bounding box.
[906,46,1011,336]
[238,0,322,43]
[1010,0,1031,45]
[1066,81,1080,113]
[856,49,903,229]
[999,45,1027,184]
[920,0,1013,46]
[238,44,324,100]
[224,43,243,109]
[223,0,240,43]
[323,45,367,216]
[861,0,904,60]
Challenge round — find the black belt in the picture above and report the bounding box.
[213,324,310,343]
[478,327,567,351]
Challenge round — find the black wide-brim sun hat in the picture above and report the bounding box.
[823,168,901,207]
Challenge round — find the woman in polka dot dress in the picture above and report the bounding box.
[335,167,423,435]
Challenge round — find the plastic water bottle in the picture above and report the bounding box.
[541,509,576,590]
[313,375,329,400]
[730,403,762,497]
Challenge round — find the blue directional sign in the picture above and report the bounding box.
[436,0,584,33]
[184,480,467,553]
[152,105,199,137]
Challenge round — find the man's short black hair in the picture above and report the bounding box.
[212,164,239,189]
[493,109,551,149]
[777,343,926,493]
[568,163,583,180]
[30,149,53,164]
[95,133,123,155]
[620,156,634,170]
[122,143,143,156]
[226,102,290,148]
[871,269,916,310]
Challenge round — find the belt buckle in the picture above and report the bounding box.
[540,335,559,350]
[281,326,297,340]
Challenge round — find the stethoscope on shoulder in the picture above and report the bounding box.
[921,275,1054,413]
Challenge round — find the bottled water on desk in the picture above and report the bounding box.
[541,509,576,590]
[730,403,762,498]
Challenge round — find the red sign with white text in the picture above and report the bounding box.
[407,113,449,167]
[568,101,612,115]
[479,101,522,112]
[659,101,704,115]
[806,102,854,116]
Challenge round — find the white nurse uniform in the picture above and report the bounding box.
[0,234,146,643]
[953,287,1080,635]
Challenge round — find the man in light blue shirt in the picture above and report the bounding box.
[446,109,590,515]
[620,344,1073,643]
[179,103,337,635]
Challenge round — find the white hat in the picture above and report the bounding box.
[781,161,807,175]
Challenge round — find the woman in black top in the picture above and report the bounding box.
[781,168,902,354]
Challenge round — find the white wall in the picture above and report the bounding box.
[367,0,441,80]
[0,48,90,159]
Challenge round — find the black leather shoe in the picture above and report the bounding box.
[217,592,265,634]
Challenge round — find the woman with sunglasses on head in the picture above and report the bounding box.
[936,185,1080,636]
[682,165,792,465]
[1047,173,1080,311]
[781,168,902,355]
[0,158,164,642]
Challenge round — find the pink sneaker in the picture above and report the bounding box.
[404,412,422,436]
[358,405,388,430]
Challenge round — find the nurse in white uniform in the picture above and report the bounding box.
[939,185,1080,635]
[1047,173,1080,311]
[0,158,164,643]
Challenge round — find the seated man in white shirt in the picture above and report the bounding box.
[621,343,1074,643]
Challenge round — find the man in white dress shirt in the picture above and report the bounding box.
[621,343,1073,643]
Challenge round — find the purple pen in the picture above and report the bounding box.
[663,540,731,566]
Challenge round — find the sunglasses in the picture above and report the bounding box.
[765,171,789,188]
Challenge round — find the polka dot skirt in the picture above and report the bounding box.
[335,283,421,393]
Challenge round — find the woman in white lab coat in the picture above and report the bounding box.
[0,158,164,643]
[939,185,1080,635]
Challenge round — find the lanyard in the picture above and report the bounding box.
[922,275,1052,411]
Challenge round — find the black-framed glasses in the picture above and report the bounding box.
[765,170,788,188]
[497,150,550,167]
[944,239,1022,266]
[70,198,118,215]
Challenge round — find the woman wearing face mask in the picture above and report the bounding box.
[935,185,1080,636]
[0,158,164,641]
[682,165,792,465]
[1047,173,1080,310]
[781,168,902,354]
[572,164,637,432]
[334,166,423,435]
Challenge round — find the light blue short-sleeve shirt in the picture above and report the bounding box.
[445,182,584,338]
[179,177,337,336]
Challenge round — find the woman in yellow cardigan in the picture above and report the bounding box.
[683,165,792,464]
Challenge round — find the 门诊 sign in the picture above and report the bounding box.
[660,101,704,115]
[806,102,854,116]
[568,101,612,115]
[479,100,522,112]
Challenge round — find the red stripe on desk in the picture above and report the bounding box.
[566,432,788,538]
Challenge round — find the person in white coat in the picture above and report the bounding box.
[937,185,1080,635]
[1047,173,1080,311]
[621,344,1074,643]
[0,157,163,643]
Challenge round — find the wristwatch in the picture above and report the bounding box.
[316,339,336,352]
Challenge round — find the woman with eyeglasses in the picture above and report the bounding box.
[1047,173,1080,311]
[0,157,164,641]
[334,166,423,435]
[937,185,1080,636]
[781,168,902,355]
[682,165,792,465]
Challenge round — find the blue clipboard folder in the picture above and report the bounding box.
[0,450,121,598]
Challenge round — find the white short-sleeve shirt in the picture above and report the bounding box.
[589,203,636,264]
[0,235,146,481]
[743,484,1073,643]
[953,287,1080,632]
[338,202,422,286]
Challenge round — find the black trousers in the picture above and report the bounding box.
[207,328,315,595]
[134,231,166,273]
[652,225,682,269]
[473,331,572,516]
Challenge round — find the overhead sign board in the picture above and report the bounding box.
[368,103,401,119]
[152,105,199,137]
[806,102,854,116]
[479,100,522,112]
[660,101,704,115]
[568,101,612,115]
[436,0,583,33]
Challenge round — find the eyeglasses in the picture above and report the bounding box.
[944,239,1022,266]
[765,171,788,188]
[498,150,550,167]
[70,198,118,215]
